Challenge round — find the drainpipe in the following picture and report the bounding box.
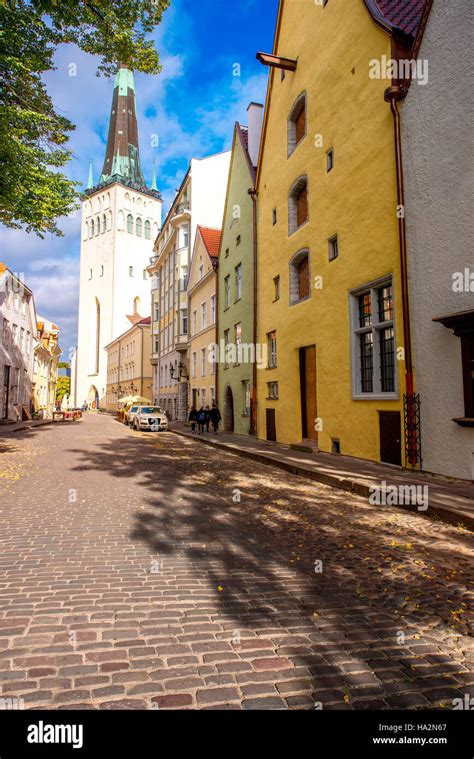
[248,187,258,437]
[384,85,416,465]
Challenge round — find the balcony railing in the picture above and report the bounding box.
[173,201,191,217]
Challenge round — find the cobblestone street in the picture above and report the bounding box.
[0,414,472,711]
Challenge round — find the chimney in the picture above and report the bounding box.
[246,102,264,168]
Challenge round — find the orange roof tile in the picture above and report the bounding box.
[198,226,222,259]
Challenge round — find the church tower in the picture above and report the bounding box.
[75,64,162,408]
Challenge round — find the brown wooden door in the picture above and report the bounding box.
[379,411,402,466]
[299,346,317,443]
[266,408,276,442]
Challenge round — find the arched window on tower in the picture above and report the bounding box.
[127,214,134,234]
[83,221,89,241]
[95,216,100,236]
[101,214,106,234]
[144,220,151,240]
[133,297,141,316]
[136,218,143,237]
[95,298,101,375]
[90,218,95,237]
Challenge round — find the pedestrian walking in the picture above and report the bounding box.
[210,403,222,434]
[188,406,198,434]
[205,405,211,433]
[197,406,207,435]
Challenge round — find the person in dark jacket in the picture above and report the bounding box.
[188,406,198,434]
[205,405,211,433]
[210,403,222,434]
[197,406,207,435]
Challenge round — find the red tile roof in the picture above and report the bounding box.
[138,316,151,326]
[369,0,426,36]
[198,226,222,259]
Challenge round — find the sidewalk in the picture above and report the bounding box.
[0,419,53,435]
[170,423,474,532]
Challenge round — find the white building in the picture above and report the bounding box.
[148,151,231,421]
[74,65,162,409]
[402,0,473,480]
[0,264,36,422]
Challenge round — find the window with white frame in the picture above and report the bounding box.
[201,302,207,330]
[267,381,279,399]
[235,322,242,363]
[192,309,197,335]
[242,380,251,416]
[224,329,230,369]
[201,348,206,377]
[268,331,277,368]
[224,275,230,309]
[210,295,216,324]
[192,352,197,379]
[235,264,242,301]
[350,278,396,398]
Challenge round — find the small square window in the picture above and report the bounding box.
[326,148,334,172]
[267,381,279,399]
[272,208,277,225]
[331,438,340,454]
[328,236,338,261]
[236,235,241,246]
[129,266,134,277]
[225,248,230,258]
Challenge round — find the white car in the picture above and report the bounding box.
[132,407,168,432]
[125,405,147,426]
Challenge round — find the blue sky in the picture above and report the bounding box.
[0,0,278,359]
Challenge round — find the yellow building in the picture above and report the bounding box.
[188,226,221,411]
[105,317,152,411]
[256,0,423,466]
[32,319,61,416]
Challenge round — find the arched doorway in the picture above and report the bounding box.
[224,385,234,432]
[88,385,99,410]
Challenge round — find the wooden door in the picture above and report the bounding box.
[300,346,317,443]
[379,411,402,466]
[2,365,10,420]
[266,408,276,442]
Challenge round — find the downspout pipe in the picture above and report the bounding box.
[248,187,258,437]
[384,84,416,464]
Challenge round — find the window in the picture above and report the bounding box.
[100,265,104,277]
[129,266,134,277]
[192,352,197,379]
[242,380,251,416]
[225,248,230,258]
[182,309,188,335]
[201,348,206,377]
[101,214,106,234]
[192,310,197,335]
[272,208,277,225]
[144,220,151,240]
[288,93,306,156]
[89,269,93,280]
[136,218,143,237]
[198,264,204,280]
[235,264,242,301]
[224,275,231,309]
[236,235,241,246]
[153,302,159,322]
[351,279,396,398]
[289,249,310,305]
[183,226,189,248]
[95,216,100,236]
[235,322,242,363]
[288,176,308,234]
[2,318,9,348]
[274,276,280,302]
[327,148,334,172]
[211,295,216,324]
[201,389,206,407]
[268,331,277,368]
[328,235,339,261]
[201,302,207,330]
[143,269,147,280]
[224,329,230,369]
[127,214,134,234]
[267,382,279,399]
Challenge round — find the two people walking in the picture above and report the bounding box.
[188,403,222,435]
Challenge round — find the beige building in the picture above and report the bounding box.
[105,316,152,411]
[188,226,221,411]
[32,318,61,417]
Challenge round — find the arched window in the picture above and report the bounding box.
[95,298,101,375]
[90,218,95,237]
[133,296,141,315]
[83,222,89,241]
[95,216,100,236]
[101,214,106,234]
[288,92,307,157]
[107,210,113,231]
[289,248,311,305]
[117,210,124,231]
[124,193,131,208]
[127,214,134,234]
[288,176,308,235]
[144,220,151,240]
[136,217,143,237]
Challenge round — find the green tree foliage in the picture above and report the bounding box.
[0,0,169,237]
[56,374,70,402]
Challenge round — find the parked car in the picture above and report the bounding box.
[125,404,147,426]
[132,407,168,432]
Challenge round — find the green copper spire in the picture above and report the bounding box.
[87,161,94,190]
[151,160,157,191]
[100,64,145,189]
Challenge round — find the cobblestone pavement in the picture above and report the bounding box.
[0,414,472,710]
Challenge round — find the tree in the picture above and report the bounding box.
[56,375,70,402]
[0,0,170,237]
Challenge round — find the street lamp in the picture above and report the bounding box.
[170,363,187,381]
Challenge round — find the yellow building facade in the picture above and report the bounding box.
[256,0,413,465]
[188,226,221,411]
[105,317,152,411]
